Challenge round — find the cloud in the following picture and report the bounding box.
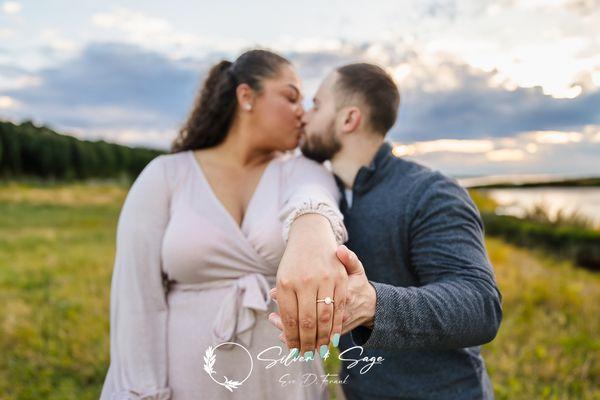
[485,148,525,161]
[529,131,584,144]
[414,0,600,99]
[64,126,174,150]
[3,39,599,177]
[90,8,248,59]
[392,139,495,157]
[389,59,600,142]
[40,29,78,55]
[91,8,170,35]
[0,28,13,39]
[1,1,20,15]
[566,0,600,14]
[6,42,205,134]
[0,95,19,109]
[282,43,600,142]
[392,125,600,175]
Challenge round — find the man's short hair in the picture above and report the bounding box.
[334,63,400,135]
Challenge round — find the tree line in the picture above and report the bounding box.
[0,120,165,182]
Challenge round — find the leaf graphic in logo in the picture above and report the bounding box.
[203,345,216,375]
[202,342,252,392]
[223,376,242,392]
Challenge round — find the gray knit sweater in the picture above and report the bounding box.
[335,142,503,400]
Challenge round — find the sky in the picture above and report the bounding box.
[0,0,599,177]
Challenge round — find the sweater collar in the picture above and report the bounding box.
[334,141,393,195]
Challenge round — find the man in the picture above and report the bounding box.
[269,63,503,399]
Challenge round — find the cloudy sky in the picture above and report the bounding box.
[0,0,599,177]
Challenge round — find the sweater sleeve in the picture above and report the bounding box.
[350,172,503,351]
[100,156,172,400]
[279,155,348,245]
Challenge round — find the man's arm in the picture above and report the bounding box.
[351,173,503,351]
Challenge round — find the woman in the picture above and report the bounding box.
[100,49,348,399]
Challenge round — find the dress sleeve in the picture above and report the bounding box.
[279,155,348,245]
[102,156,172,400]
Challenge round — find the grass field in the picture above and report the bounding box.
[0,182,598,399]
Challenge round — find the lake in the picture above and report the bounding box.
[478,187,600,228]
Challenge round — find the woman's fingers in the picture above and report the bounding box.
[329,268,347,348]
[268,312,290,347]
[268,312,284,330]
[278,332,287,345]
[276,279,301,355]
[315,283,336,358]
[296,284,318,360]
[274,248,351,361]
[269,287,277,303]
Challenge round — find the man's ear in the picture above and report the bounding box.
[340,106,362,133]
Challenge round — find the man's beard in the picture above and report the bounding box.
[300,121,341,163]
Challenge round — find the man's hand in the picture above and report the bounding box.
[270,244,377,350]
[275,215,348,360]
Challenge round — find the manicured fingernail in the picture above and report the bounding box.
[320,345,329,358]
[289,348,299,358]
[304,351,313,360]
[332,333,340,347]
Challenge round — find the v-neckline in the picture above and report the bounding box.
[188,150,275,233]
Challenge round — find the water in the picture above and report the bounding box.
[478,187,600,228]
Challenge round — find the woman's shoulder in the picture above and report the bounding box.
[154,150,191,166]
[136,150,192,192]
[153,150,196,174]
[273,150,332,176]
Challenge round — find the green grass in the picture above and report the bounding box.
[482,238,599,399]
[0,183,598,399]
[0,183,124,400]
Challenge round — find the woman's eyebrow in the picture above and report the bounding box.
[287,84,304,100]
[287,84,300,95]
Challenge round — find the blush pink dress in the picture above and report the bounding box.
[99,149,348,400]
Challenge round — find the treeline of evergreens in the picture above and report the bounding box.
[0,120,166,182]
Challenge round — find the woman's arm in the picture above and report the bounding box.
[100,156,172,400]
[276,155,348,359]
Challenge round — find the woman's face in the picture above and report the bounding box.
[250,64,305,152]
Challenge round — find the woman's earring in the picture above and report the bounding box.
[244,104,252,111]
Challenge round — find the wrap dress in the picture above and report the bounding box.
[100,149,348,399]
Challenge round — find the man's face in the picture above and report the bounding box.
[300,72,342,163]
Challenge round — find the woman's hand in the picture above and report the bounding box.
[275,214,348,359]
[270,245,377,348]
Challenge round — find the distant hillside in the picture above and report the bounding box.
[0,120,166,181]
[462,176,600,189]
[469,178,600,189]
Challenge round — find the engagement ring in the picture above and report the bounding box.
[316,296,334,305]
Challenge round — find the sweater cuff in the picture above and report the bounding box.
[350,281,406,349]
